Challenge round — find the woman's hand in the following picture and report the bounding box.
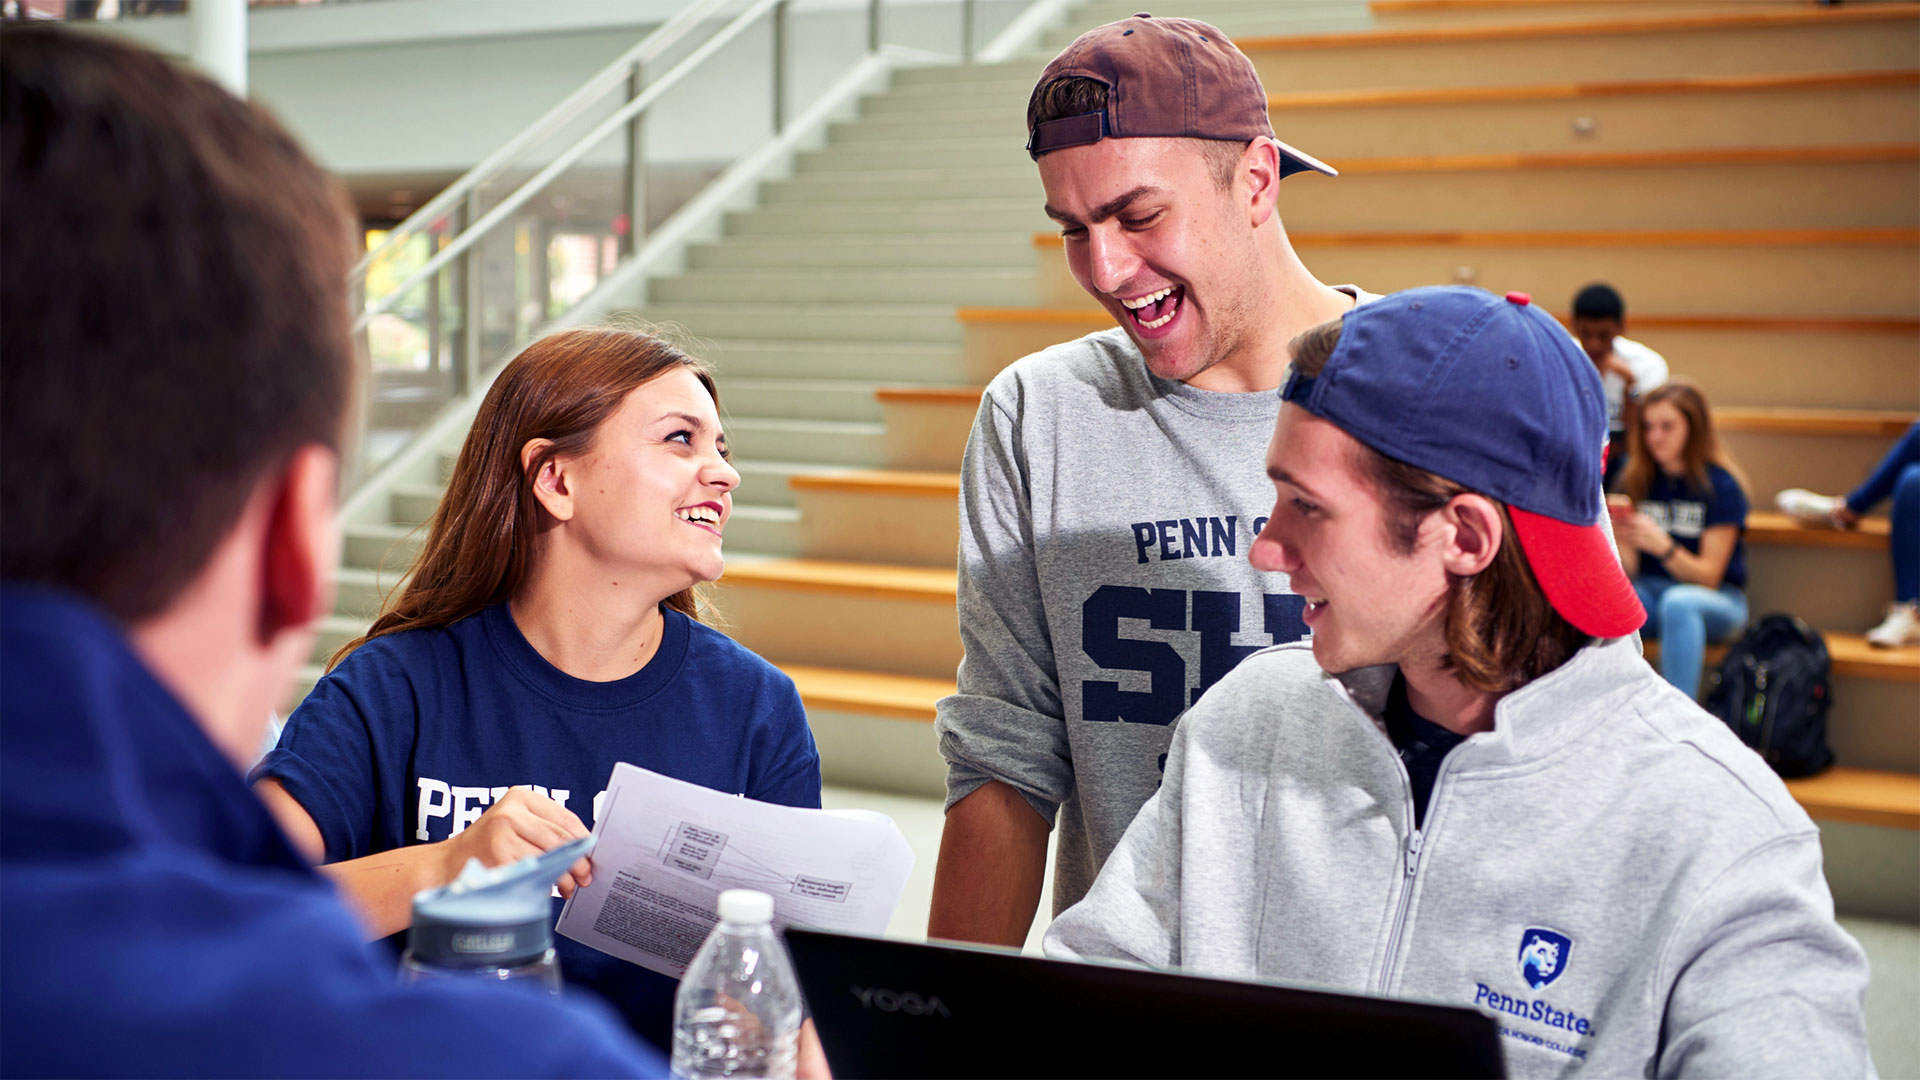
[1620,511,1671,556]
[797,1018,832,1080]
[438,787,593,897]
[1607,497,1670,558]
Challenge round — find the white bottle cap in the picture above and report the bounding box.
[718,889,774,925]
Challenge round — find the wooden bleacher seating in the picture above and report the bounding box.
[308,0,1918,851]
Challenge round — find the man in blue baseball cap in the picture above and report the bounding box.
[1044,286,1872,1076]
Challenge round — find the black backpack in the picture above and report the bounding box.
[1702,614,1835,778]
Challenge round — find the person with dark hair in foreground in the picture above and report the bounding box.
[0,26,663,1076]
[1045,288,1871,1076]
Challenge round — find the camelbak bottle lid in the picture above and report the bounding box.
[407,834,594,968]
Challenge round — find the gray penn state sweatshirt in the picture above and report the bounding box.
[935,310,1370,915]
[1045,637,1874,1078]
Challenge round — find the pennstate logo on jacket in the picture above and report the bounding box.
[1518,928,1572,990]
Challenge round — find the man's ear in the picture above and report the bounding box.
[1242,138,1282,229]
[1440,493,1504,578]
[521,438,574,522]
[260,443,340,644]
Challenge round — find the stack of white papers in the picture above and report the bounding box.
[556,763,915,978]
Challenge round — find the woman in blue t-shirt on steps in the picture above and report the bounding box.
[1607,380,1751,699]
[250,328,821,1045]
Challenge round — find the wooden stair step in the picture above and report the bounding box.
[1369,0,1633,10]
[789,469,960,497]
[787,480,1897,553]
[1623,314,1920,333]
[1649,633,1920,682]
[718,558,957,602]
[1033,227,1920,251]
[957,307,1920,335]
[784,663,951,722]
[875,396,1917,443]
[1717,407,1916,437]
[1367,0,1806,17]
[1783,767,1920,830]
[1268,70,1920,111]
[1369,0,1748,9]
[1826,633,1920,682]
[1747,511,1891,552]
[875,386,984,406]
[1240,3,1920,50]
[1324,145,1920,176]
[956,307,1110,328]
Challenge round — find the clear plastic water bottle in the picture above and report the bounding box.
[671,889,803,1080]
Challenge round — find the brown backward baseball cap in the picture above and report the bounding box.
[1025,12,1335,179]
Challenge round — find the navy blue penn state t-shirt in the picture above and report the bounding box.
[1635,464,1749,588]
[253,602,821,1047]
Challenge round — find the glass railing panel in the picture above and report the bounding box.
[346,0,1054,492]
[345,0,780,487]
[640,10,777,238]
[970,0,1031,57]
[353,0,751,300]
[784,0,872,123]
[873,0,1029,61]
[354,225,463,478]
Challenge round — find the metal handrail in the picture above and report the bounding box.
[351,0,741,285]
[352,0,782,333]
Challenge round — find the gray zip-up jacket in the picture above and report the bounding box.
[1045,638,1873,1078]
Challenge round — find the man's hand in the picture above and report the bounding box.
[439,787,593,896]
[1595,351,1635,389]
[928,781,1050,948]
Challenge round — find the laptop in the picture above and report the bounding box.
[785,927,1505,1079]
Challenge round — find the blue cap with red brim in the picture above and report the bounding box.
[1280,286,1644,640]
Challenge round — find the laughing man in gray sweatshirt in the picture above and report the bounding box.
[1045,287,1873,1077]
[929,13,1373,951]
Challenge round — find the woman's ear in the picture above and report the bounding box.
[521,438,574,522]
[1440,493,1504,578]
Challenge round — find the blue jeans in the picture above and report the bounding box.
[1846,421,1920,603]
[1636,578,1749,700]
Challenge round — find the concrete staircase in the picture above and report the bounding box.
[304,0,1920,916]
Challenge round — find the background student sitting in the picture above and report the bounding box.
[1609,381,1752,699]
[1570,282,1668,493]
[1778,420,1920,648]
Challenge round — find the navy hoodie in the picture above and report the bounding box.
[0,586,664,1077]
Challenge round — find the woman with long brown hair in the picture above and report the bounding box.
[251,327,820,1045]
[1606,379,1752,699]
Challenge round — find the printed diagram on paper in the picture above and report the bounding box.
[555,763,914,979]
[660,821,855,903]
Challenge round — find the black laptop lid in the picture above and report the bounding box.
[785,927,1505,1079]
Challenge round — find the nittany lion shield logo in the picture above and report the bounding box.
[1518,928,1572,990]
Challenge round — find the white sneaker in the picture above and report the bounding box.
[1776,488,1843,527]
[1865,602,1920,648]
